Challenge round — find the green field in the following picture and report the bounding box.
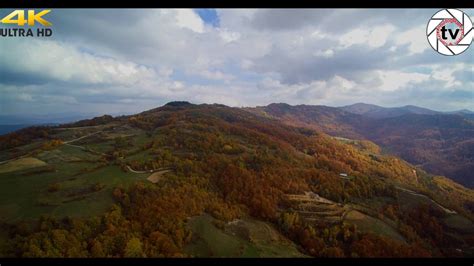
[344,210,406,243]
[185,214,307,258]
[443,214,474,233]
[0,125,156,223]
[0,157,47,174]
[0,227,7,257]
[0,157,148,223]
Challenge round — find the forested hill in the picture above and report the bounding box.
[0,102,473,257]
[248,103,474,188]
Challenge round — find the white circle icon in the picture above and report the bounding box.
[427,9,473,56]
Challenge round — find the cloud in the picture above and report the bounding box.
[0,39,156,86]
[249,9,329,31]
[339,24,396,49]
[395,26,429,54]
[195,70,235,81]
[1,8,473,117]
[174,9,205,33]
[374,70,430,91]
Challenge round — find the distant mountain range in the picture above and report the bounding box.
[340,103,474,119]
[0,113,121,135]
[248,103,474,188]
[341,103,438,118]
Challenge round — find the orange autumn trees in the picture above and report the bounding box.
[4,103,473,258]
[0,126,51,150]
[11,178,241,258]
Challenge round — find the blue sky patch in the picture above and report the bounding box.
[195,9,219,27]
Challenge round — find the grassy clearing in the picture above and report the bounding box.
[84,141,115,154]
[0,157,47,174]
[124,150,152,162]
[396,188,455,214]
[185,214,306,258]
[39,165,149,218]
[129,132,151,147]
[225,218,307,257]
[185,214,251,257]
[443,215,474,233]
[0,162,149,222]
[0,124,154,223]
[0,227,8,257]
[344,210,406,243]
[0,161,95,222]
[0,141,43,161]
[36,144,101,163]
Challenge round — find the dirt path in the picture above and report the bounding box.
[64,131,102,144]
[147,169,172,183]
[126,165,150,174]
[0,155,28,165]
[0,130,104,165]
[126,165,172,174]
[395,186,457,214]
[64,143,86,150]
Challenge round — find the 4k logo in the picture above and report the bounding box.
[1,10,52,27]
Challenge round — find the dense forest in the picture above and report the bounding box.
[0,102,473,257]
[250,103,474,188]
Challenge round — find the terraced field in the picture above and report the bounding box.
[285,192,349,225]
[285,191,406,242]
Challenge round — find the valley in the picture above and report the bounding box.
[249,103,474,188]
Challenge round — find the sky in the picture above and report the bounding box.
[0,8,473,117]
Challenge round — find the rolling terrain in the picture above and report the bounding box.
[0,102,473,257]
[249,103,474,188]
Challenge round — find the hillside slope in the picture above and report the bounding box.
[341,103,440,118]
[250,104,474,188]
[0,102,473,257]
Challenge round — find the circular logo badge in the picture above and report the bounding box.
[427,9,473,56]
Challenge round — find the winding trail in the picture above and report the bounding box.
[0,155,28,165]
[64,131,102,144]
[0,131,104,165]
[126,165,172,174]
[395,186,457,214]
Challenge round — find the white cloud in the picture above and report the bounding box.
[375,70,430,91]
[241,59,254,69]
[395,26,428,54]
[339,24,396,48]
[0,39,156,86]
[430,64,466,88]
[313,49,335,58]
[0,9,473,116]
[197,70,235,81]
[174,9,205,33]
[219,28,241,43]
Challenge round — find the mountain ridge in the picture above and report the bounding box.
[248,103,474,188]
[0,102,473,257]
